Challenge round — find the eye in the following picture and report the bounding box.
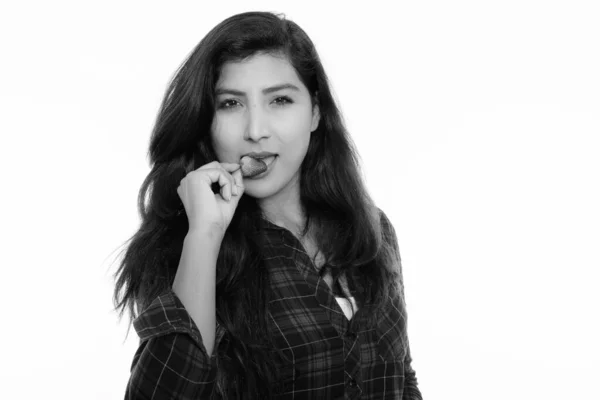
[273,96,293,106]
[217,99,240,110]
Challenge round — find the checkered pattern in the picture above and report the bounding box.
[124,209,422,399]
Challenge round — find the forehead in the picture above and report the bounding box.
[216,53,305,91]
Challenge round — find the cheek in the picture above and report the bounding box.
[279,130,311,167]
[212,113,241,134]
[210,118,239,150]
[278,108,314,141]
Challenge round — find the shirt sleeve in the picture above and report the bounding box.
[402,345,423,400]
[379,208,423,400]
[124,288,224,399]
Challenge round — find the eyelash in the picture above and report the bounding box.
[217,96,293,110]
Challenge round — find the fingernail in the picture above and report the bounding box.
[233,185,239,196]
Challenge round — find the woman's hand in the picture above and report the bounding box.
[177,161,245,237]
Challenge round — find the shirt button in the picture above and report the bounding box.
[349,378,357,388]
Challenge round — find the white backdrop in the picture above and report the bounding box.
[2,1,599,399]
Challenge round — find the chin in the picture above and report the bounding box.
[243,182,281,199]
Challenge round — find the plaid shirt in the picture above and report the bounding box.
[124,210,422,399]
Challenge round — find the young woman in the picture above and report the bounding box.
[113,11,422,399]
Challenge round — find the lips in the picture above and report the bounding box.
[242,152,277,160]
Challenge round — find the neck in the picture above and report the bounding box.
[258,177,307,237]
[263,206,308,238]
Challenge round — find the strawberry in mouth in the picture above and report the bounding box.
[240,155,276,178]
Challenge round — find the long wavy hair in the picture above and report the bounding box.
[112,11,406,399]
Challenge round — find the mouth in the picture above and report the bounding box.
[241,152,278,160]
[243,155,277,179]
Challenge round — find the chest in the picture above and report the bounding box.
[297,236,353,301]
[299,236,326,270]
[298,237,341,291]
[265,254,408,366]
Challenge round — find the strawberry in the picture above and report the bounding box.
[240,156,268,177]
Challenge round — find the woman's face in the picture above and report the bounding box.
[210,52,320,200]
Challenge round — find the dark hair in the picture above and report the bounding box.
[112,11,405,399]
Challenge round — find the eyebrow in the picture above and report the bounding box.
[215,83,301,96]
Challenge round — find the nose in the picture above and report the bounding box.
[244,103,269,141]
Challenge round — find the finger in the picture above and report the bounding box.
[232,168,244,195]
[220,163,242,175]
[220,171,234,202]
[215,165,237,200]
[197,161,220,170]
[200,168,235,201]
[197,162,239,199]
[216,163,240,198]
[230,169,239,197]
[199,161,240,172]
